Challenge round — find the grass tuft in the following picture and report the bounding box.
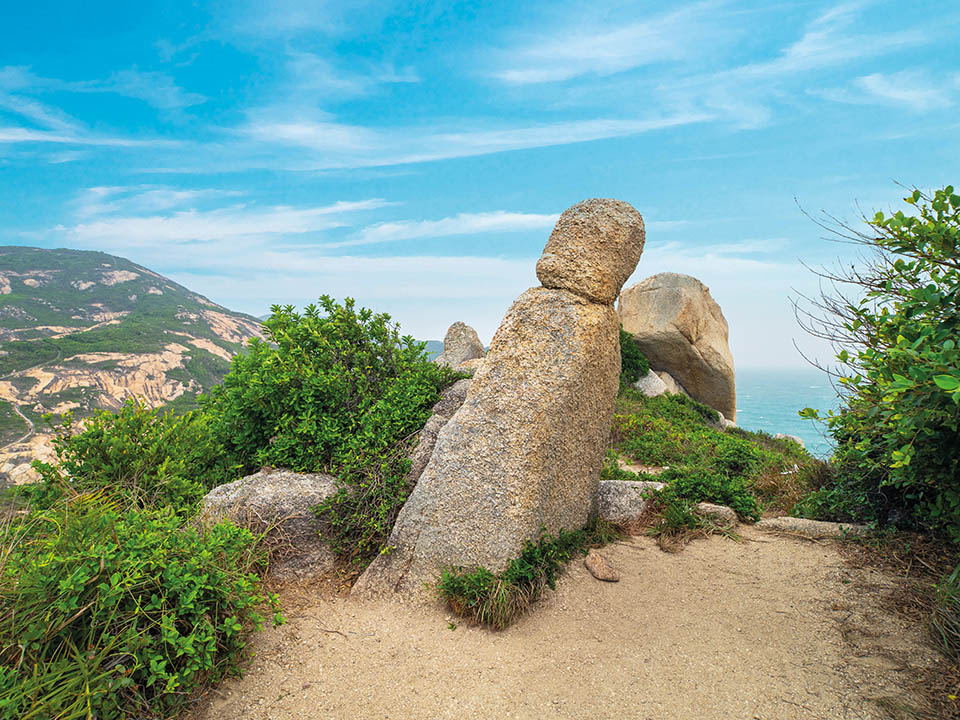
[435,520,622,630]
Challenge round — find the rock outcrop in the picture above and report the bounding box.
[354,199,645,598]
[201,468,339,580]
[405,379,472,486]
[435,322,485,368]
[618,273,736,421]
[756,516,871,538]
[597,479,665,528]
[632,369,667,398]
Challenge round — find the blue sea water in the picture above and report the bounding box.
[735,368,841,458]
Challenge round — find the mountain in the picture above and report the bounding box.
[0,246,262,485]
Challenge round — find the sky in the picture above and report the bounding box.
[1,0,958,369]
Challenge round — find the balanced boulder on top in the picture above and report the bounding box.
[354,198,645,597]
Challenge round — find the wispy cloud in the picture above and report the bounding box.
[0,126,176,147]
[816,70,954,111]
[285,52,418,98]
[340,211,559,247]
[235,111,712,170]
[492,3,714,85]
[79,69,206,111]
[58,198,392,246]
[654,1,934,128]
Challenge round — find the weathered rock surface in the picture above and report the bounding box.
[585,549,620,582]
[695,502,739,528]
[632,369,667,398]
[201,468,339,579]
[536,199,645,305]
[597,479,665,528]
[354,199,645,598]
[455,357,484,374]
[435,322,485,368]
[655,370,689,397]
[756,516,871,538]
[405,379,471,486]
[619,273,736,421]
[774,433,805,449]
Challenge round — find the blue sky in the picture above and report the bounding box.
[1,0,958,368]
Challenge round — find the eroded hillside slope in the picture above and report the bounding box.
[0,246,262,484]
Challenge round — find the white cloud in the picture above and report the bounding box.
[286,52,419,97]
[83,69,206,111]
[235,111,712,170]
[0,126,176,147]
[493,4,713,85]
[341,211,559,247]
[814,69,955,111]
[58,198,392,246]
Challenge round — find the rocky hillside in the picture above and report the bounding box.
[0,246,262,485]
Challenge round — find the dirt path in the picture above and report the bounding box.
[188,529,940,720]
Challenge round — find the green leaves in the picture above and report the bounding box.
[805,185,960,540]
[0,499,267,719]
[202,296,461,562]
[933,374,960,392]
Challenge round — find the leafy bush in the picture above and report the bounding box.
[202,296,459,561]
[436,521,621,629]
[25,399,239,515]
[619,327,649,385]
[0,494,274,719]
[662,466,761,521]
[798,187,960,540]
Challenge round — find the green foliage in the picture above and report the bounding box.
[0,494,274,719]
[25,399,240,515]
[202,296,459,561]
[644,491,739,552]
[618,327,649,385]
[609,389,814,520]
[799,187,960,540]
[661,467,761,521]
[436,521,622,629]
[933,563,960,663]
[0,402,28,446]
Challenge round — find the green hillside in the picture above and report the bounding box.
[0,246,263,485]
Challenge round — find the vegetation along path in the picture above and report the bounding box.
[188,528,940,720]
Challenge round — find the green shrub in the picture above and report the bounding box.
[436,521,621,629]
[25,399,239,515]
[799,187,960,539]
[662,467,761,521]
[0,494,274,719]
[619,327,649,385]
[611,389,817,520]
[202,296,459,562]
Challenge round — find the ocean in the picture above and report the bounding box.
[735,367,841,458]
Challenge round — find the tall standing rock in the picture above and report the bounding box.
[618,273,736,421]
[354,199,644,598]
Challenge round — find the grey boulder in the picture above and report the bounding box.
[201,468,339,580]
[435,322,485,368]
[619,273,736,421]
[597,479,665,528]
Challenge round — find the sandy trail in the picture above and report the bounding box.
[189,528,937,720]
